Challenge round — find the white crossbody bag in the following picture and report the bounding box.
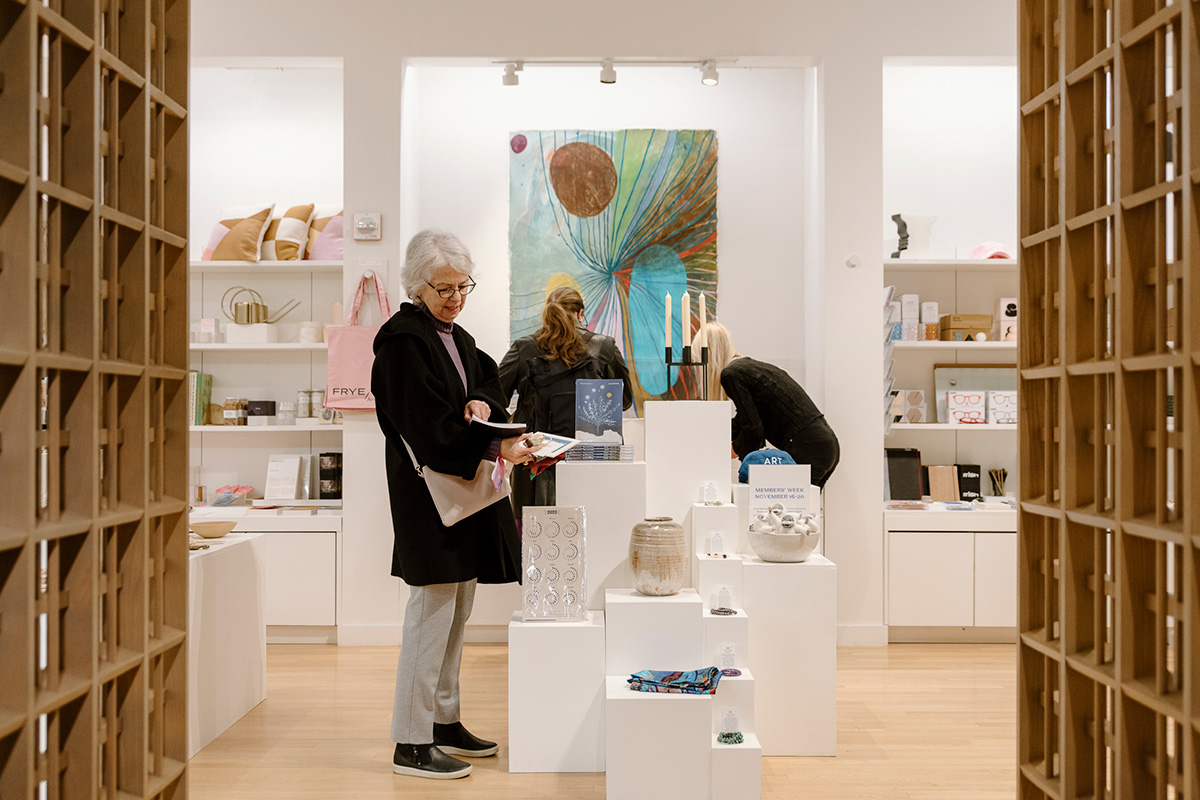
[399,435,511,527]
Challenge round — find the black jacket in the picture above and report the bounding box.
[371,303,521,586]
[497,328,634,426]
[721,356,826,460]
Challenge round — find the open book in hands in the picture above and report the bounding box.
[469,416,579,463]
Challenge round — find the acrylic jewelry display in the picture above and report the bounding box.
[521,506,588,621]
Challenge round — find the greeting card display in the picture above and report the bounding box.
[521,506,587,621]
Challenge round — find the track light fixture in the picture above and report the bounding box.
[700,60,718,86]
[502,62,519,86]
[600,58,616,85]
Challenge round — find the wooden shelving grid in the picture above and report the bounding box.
[1019,0,1198,797]
[0,0,190,797]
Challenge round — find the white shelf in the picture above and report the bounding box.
[883,258,1017,272]
[891,340,1016,351]
[190,342,328,351]
[888,423,1017,431]
[190,423,342,433]
[884,507,1017,532]
[190,260,342,274]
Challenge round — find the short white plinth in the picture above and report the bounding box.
[644,400,733,527]
[711,732,763,799]
[712,668,756,735]
[703,608,750,669]
[698,553,745,610]
[558,461,647,609]
[742,554,837,756]
[605,588,704,676]
[605,676,712,800]
[691,502,741,587]
[731,483,751,555]
[508,611,606,772]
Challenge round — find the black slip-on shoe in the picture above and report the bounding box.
[432,721,499,758]
[391,743,472,779]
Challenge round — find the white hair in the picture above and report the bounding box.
[401,228,476,301]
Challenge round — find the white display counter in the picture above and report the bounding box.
[187,532,267,757]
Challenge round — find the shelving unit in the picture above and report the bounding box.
[884,257,1019,639]
[190,342,329,352]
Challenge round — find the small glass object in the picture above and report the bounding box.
[297,390,312,418]
[277,401,297,426]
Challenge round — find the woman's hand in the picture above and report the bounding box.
[500,435,537,465]
[464,400,491,422]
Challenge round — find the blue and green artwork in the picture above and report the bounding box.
[509,129,717,409]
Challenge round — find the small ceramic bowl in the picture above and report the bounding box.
[748,530,820,563]
[190,520,238,539]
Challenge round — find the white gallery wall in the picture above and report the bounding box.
[189,67,344,259]
[190,0,1018,646]
[882,65,1018,258]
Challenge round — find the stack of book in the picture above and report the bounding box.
[187,371,213,427]
[564,444,633,462]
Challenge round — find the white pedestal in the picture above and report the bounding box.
[703,608,750,668]
[605,676,712,800]
[712,669,756,735]
[691,502,740,587]
[187,533,266,757]
[644,400,732,530]
[711,732,763,799]
[508,611,606,772]
[605,588,703,676]
[731,484,751,555]
[558,461,647,610]
[697,554,745,610]
[742,554,837,756]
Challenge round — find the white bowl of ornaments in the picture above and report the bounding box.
[747,509,821,563]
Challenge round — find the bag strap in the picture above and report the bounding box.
[398,434,425,477]
[347,270,392,326]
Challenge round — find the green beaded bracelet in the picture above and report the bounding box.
[717,731,744,745]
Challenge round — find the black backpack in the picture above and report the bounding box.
[525,351,604,437]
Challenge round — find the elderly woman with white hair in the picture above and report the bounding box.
[371,228,534,780]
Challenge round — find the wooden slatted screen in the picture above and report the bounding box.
[0,0,189,796]
[1019,0,1198,797]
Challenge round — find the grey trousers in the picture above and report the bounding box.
[390,579,477,744]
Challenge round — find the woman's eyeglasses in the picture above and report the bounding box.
[427,280,477,299]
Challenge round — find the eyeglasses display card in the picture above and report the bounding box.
[947,390,987,424]
[987,390,1017,424]
[521,506,588,621]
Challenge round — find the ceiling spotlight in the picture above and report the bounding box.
[700,60,718,86]
[600,58,616,85]
[502,62,519,86]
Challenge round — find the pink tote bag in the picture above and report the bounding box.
[325,270,392,411]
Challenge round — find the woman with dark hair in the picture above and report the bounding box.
[705,321,840,489]
[372,228,535,780]
[498,286,633,516]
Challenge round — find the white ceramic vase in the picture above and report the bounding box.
[629,516,686,596]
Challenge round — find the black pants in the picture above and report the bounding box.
[782,417,840,489]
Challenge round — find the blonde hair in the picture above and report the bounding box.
[705,321,739,401]
[534,287,586,363]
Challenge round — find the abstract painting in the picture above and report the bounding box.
[509,130,717,408]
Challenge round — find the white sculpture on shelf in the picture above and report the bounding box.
[747,507,821,563]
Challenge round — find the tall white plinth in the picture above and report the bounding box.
[711,732,763,799]
[742,555,837,756]
[703,608,749,669]
[558,461,647,609]
[691,502,741,587]
[508,611,606,772]
[605,676,711,800]
[731,484,751,555]
[605,589,703,676]
[644,401,732,532]
[698,554,745,610]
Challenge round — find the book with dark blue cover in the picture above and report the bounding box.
[575,379,623,443]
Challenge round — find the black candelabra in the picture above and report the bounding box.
[665,344,709,400]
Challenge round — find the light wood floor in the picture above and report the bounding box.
[187,643,1016,799]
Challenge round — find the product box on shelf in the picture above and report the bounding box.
[920,301,939,340]
[939,314,993,342]
[993,297,1018,341]
[987,391,1017,424]
[900,294,920,322]
[225,322,279,344]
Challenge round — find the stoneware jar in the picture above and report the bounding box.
[629,516,686,596]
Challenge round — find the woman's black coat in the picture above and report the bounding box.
[371,303,521,586]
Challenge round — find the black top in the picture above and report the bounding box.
[720,356,825,460]
[498,327,634,426]
[371,303,521,586]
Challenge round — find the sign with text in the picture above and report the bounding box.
[749,464,813,515]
